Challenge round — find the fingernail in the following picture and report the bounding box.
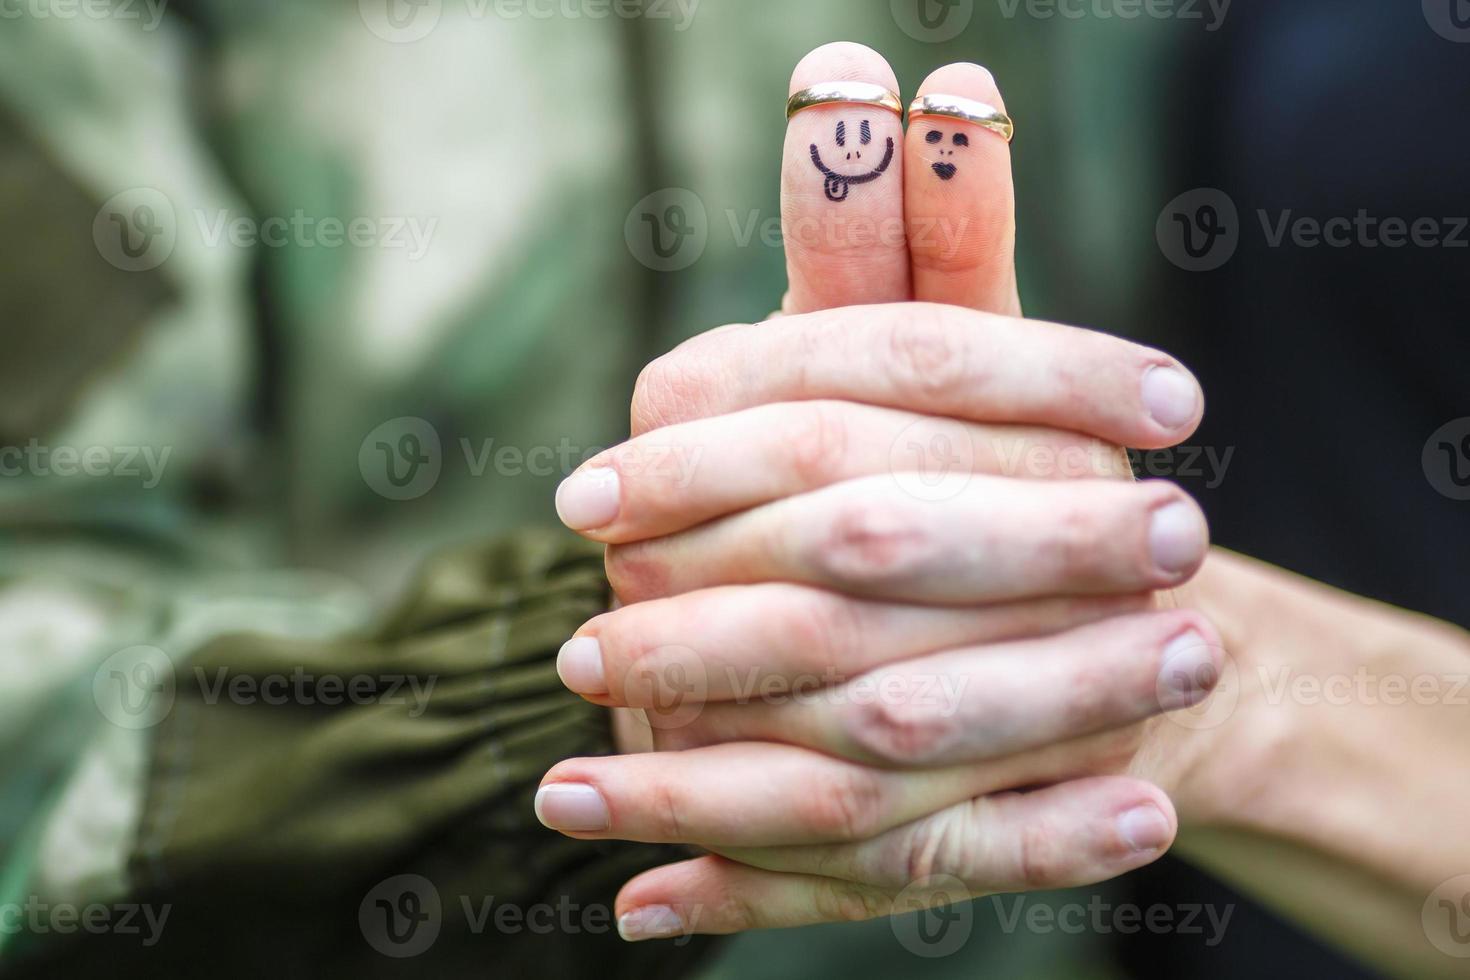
[1141,365,1199,430]
[1149,501,1207,577]
[555,468,620,531]
[557,637,608,696]
[617,905,685,942]
[1156,630,1218,710]
[534,783,610,832]
[1117,804,1172,853]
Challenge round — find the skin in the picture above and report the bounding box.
[543,44,1470,978]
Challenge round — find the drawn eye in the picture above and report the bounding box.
[860,120,872,145]
[836,121,846,147]
[925,130,943,144]
[953,132,970,147]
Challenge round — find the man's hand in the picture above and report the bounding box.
[540,42,1217,941]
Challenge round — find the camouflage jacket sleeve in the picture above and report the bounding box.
[2,530,713,979]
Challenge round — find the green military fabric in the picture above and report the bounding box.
[9,530,714,979]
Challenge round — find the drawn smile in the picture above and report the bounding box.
[809,138,895,203]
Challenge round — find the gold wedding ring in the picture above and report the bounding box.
[786,82,904,120]
[908,94,1015,144]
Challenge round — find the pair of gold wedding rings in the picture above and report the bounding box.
[785,81,1015,144]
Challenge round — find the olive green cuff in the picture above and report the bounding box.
[13,531,713,979]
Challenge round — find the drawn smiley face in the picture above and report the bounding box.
[809,118,896,203]
[925,129,970,181]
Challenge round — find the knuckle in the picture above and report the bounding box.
[1047,500,1108,583]
[782,590,862,678]
[604,543,669,604]
[1078,725,1146,775]
[815,496,933,590]
[883,307,970,403]
[707,879,764,932]
[799,768,885,841]
[786,403,851,486]
[1057,656,1118,732]
[1014,818,1072,891]
[812,878,889,924]
[846,691,958,766]
[902,812,967,886]
[649,778,688,841]
[631,353,712,435]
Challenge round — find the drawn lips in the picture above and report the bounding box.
[932,162,958,181]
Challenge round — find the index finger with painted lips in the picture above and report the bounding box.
[905,62,1023,315]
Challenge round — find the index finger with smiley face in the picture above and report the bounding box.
[780,43,910,315]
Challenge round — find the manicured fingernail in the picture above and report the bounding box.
[555,468,620,531]
[557,637,608,696]
[1117,804,1172,853]
[1156,630,1218,710]
[534,783,610,832]
[1141,365,1199,430]
[617,905,685,942]
[1149,501,1207,577]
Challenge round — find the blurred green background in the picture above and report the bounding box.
[0,1,1200,976]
